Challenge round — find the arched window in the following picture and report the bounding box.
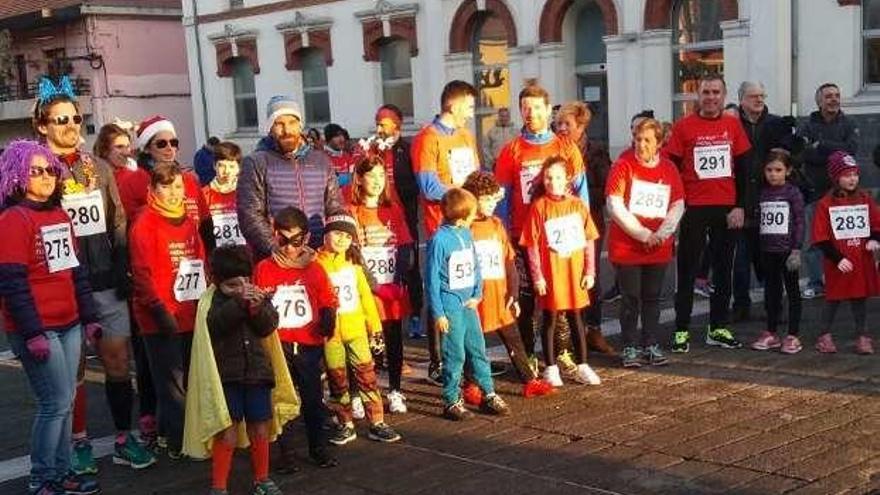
[472,13,511,143]
[380,39,414,118]
[864,0,880,85]
[300,48,331,124]
[231,57,258,130]
[672,0,724,118]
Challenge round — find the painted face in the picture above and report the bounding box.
[450,95,476,128]
[40,100,82,152]
[360,165,386,199]
[543,162,568,197]
[325,229,353,254]
[698,80,726,117]
[214,159,240,185]
[476,192,501,218]
[837,170,859,192]
[152,174,185,207]
[25,154,59,202]
[763,160,789,187]
[521,96,551,134]
[271,115,303,152]
[276,226,308,258]
[148,130,178,164]
[634,128,660,163]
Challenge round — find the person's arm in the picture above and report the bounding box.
[322,158,344,216]
[470,242,483,301]
[129,222,162,309]
[425,237,446,321]
[733,150,752,209]
[248,297,280,338]
[583,239,596,278]
[570,171,591,207]
[207,296,248,338]
[357,266,383,334]
[412,134,449,202]
[606,195,652,242]
[394,243,415,285]
[655,199,685,241]
[790,189,806,250]
[0,217,44,340]
[237,155,274,259]
[815,240,844,263]
[817,120,860,156]
[71,262,97,325]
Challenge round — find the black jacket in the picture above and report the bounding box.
[738,107,798,221]
[207,291,279,386]
[389,137,420,242]
[797,110,860,202]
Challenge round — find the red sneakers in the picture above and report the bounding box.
[522,379,555,398]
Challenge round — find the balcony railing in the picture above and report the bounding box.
[0,76,91,103]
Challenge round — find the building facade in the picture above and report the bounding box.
[0,0,196,160]
[183,0,880,174]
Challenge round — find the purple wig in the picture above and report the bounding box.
[0,140,63,206]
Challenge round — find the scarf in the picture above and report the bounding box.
[147,190,186,219]
[522,128,554,145]
[208,177,237,195]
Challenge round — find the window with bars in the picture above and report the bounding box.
[379,39,414,118]
[672,0,724,119]
[865,0,880,86]
[231,57,258,130]
[300,48,331,125]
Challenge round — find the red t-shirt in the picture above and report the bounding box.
[114,167,150,223]
[605,155,684,265]
[812,190,880,301]
[253,257,338,345]
[183,171,209,224]
[665,113,751,206]
[202,186,236,217]
[0,206,83,332]
[130,209,206,334]
[494,135,585,238]
[470,216,516,333]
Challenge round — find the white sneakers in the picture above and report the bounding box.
[351,396,366,420]
[575,363,601,385]
[387,391,407,414]
[542,365,564,387]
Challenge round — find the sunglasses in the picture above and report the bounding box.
[48,114,83,126]
[153,139,179,150]
[277,231,307,248]
[29,166,59,178]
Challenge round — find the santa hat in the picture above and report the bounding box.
[136,115,176,150]
[264,96,303,133]
[323,211,359,239]
[827,151,859,181]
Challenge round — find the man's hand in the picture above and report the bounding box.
[435,316,450,334]
[838,258,854,273]
[727,207,745,229]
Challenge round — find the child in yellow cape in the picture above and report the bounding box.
[183,245,300,495]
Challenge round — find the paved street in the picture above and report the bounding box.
[0,294,879,495]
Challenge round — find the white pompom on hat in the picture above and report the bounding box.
[136,115,176,150]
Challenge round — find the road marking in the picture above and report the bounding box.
[0,434,118,484]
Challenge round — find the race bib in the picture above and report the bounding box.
[448,248,476,290]
[173,259,207,302]
[362,246,396,285]
[829,205,869,240]
[628,180,671,219]
[41,223,79,273]
[693,144,732,179]
[212,212,245,246]
[62,190,106,237]
[474,239,504,280]
[519,160,543,204]
[759,201,790,235]
[544,214,587,257]
[329,268,358,314]
[448,147,477,186]
[272,285,313,328]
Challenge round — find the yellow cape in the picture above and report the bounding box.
[182,285,300,459]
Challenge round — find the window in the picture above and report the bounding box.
[672,0,724,118]
[865,0,880,85]
[300,48,330,124]
[230,0,243,9]
[472,14,511,145]
[231,57,258,130]
[380,39,414,118]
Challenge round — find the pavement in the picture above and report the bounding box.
[0,289,879,495]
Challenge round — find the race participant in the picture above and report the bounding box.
[202,142,246,249]
[667,74,752,353]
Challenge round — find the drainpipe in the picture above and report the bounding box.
[790,0,799,117]
[191,0,210,141]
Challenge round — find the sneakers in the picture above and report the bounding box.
[443,400,474,421]
[815,333,837,353]
[574,363,601,385]
[527,354,540,377]
[671,330,690,353]
[328,423,357,446]
[801,286,824,299]
[308,447,338,468]
[461,381,483,406]
[643,344,669,366]
[522,379,555,398]
[542,364,563,387]
[426,361,443,386]
[58,473,100,495]
[252,479,283,495]
[751,331,782,351]
[780,335,803,354]
[368,422,401,443]
[706,327,742,349]
[408,316,424,339]
[71,440,98,475]
[694,279,714,298]
[351,396,366,420]
[387,390,407,414]
[855,335,875,355]
[29,482,64,495]
[113,432,157,469]
[481,394,511,416]
[621,346,642,368]
[556,350,578,377]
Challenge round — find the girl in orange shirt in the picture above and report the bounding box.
[520,156,601,387]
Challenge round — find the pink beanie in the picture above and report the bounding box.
[827,151,859,181]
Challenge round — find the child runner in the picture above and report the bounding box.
[811,151,880,354]
[461,171,555,398]
[751,149,805,354]
[426,188,511,420]
[253,207,338,470]
[316,212,402,444]
[349,156,415,414]
[605,119,685,367]
[202,142,246,248]
[520,156,601,387]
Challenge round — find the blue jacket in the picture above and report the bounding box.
[425,224,482,320]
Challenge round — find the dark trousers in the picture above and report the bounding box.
[616,263,668,348]
[514,246,538,356]
[141,333,192,452]
[382,321,404,391]
[495,324,537,383]
[584,209,605,327]
[426,315,441,365]
[279,343,326,454]
[822,299,868,335]
[131,330,156,418]
[675,206,736,330]
[761,251,801,335]
[733,227,762,309]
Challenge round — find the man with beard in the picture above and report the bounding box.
[237,96,343,257]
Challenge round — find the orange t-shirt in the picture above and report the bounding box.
[494,135,585,238]
[410,123,480,236]
[470,216,516,333]
[519,195,599,311]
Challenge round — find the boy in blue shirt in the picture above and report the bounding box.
[426,187,511,420]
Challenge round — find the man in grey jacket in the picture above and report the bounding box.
[237,96,343,258]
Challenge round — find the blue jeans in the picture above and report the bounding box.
[803,202,824,290]
[440,306,494,405]
[142,333,191,452]
[9,325,82,486]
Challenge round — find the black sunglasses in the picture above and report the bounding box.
[277,231,307,248]
[29,165,60,178]
[153,138,179,150]
[49,114,83,126]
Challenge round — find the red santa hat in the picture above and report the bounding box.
[136,115,176,150]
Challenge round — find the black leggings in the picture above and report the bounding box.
[382,321,404,391]
[761,251,801,335]
[514,247,538,356]
[495,324,538,383]
[616,263,667,348]
[822,299,867,335]
[541,310,587,367]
